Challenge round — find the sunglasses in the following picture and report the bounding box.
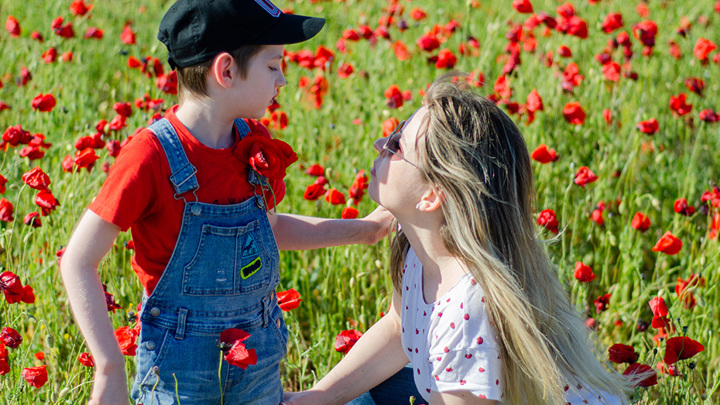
[382,120,418,168]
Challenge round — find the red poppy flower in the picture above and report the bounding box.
[78,352,95,367]
[21,167,51,191]
[435,49,457,69]
[42,47,57,63]
[675,274,705,310]
[557,15,588,39]
[416,33,440,52]
[384,85,404,109]
[574,262,596,283]
[512,0,533,13]
[636,118,659,135]
[631,212,651,232]
[664,336,704,365]
[338,63,354,79]
[537,209,559,233]
[335,329,363,354]
[341,206,359,219]
[51,17,75,38]
[652,231,682,255]
[305,164,324,177]
[303,183,325,201]
[0,175,7,194]
[325,188,346,205]
[623,363,657,387]
[669,93,692,116]
[699,108,720,122]
[632,20,657,49]
[35,351,44,360]
[220,328,257,369]
[608,343,637,364]
[121,23,136,45]
[557,45,572,58]
[234,134,297,181]
[113,102,132,117]
[5,16,20,37]
[601,61,621,82]
[115,326,138,356]
[530,144,558,164]
[649,296,669,317]
[601,13,624,33]
[23,212,41,228]
[410,7,427,20]
[563,102,586,125]
[1,327,22,348]
[31,94,56,112]
[277,288,302,311]
[392,41,409,61]
[591,208,604,225]
[574,166,597,187]
[0,198,14,222]
[525,89,544,113]
[694,38,717,61]
[348,170,369,205]
[684,77,705,96]
[673,198,695,216]
[35,189,60,216]
[22,365,48,388]
[594,293,611,314]
[70,0,93,16]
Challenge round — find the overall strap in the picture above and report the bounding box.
[147,118,199,200]
[234,118,268,189]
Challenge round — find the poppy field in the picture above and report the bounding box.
[1,0,720,403]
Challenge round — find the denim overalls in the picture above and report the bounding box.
[130,118,288,405]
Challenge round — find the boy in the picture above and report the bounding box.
[60,1,390,404]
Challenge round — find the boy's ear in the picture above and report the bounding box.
[416,187,443,212]
[209,52,236,89]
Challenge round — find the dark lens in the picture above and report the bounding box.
[387,134,400,153]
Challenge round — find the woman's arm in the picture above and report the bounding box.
[285,289,408,405]
[60,210,129,405]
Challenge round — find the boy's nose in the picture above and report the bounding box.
[278,72,287,88]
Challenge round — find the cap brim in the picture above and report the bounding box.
[252,14,326,45]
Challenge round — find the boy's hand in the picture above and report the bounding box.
[361,205,394,245]
[88,363,129,405]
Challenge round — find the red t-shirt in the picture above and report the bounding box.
[90,106,285,294]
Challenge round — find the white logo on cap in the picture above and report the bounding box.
[255,0,281,17]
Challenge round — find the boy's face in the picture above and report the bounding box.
[232,45,286,119]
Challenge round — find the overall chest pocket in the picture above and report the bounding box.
[182,221,273,295]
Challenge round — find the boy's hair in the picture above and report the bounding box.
[176,45,264,99]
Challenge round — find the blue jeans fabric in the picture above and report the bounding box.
[130,118,287,405]
[346,365,426,405]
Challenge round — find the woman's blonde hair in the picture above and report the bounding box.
[390,73,632,405]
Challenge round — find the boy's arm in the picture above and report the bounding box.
[268,205,394,250]
[59,210,129,405]
[284,289,409,405]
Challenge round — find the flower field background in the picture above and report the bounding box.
[1,0,720,403]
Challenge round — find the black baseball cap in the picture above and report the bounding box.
[158,0,326,69]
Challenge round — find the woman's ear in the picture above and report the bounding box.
[209,52,235,89]
[415,187,443,212]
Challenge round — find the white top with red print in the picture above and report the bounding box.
[400,247,624,404]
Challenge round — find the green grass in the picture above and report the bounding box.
[1,0,719,403]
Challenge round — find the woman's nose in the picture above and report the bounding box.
[373,137,386,153]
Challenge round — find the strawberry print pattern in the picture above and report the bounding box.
[399,247,623,404]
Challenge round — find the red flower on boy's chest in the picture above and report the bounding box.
[233,129,297,181]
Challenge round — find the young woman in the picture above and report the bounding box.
[283,75,633,405]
